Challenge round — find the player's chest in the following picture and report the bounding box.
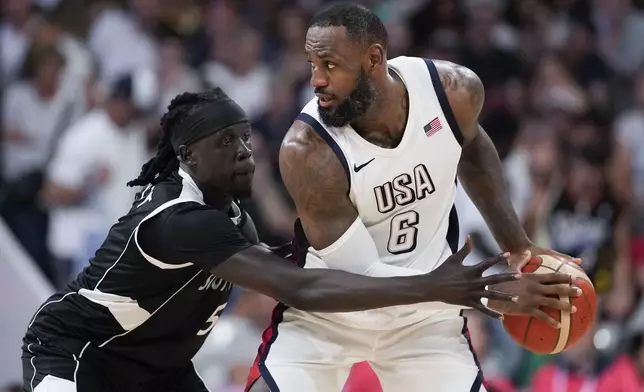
[349,135,460,226]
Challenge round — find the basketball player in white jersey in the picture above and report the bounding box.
[246,4,582,392]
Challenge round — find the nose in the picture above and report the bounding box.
[236,138,252,161]
[310,66,328,89]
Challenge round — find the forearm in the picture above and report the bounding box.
[212,245,429,312]
[291,268,428,312]
[458,127,530,253]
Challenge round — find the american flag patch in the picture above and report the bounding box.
[424,117,442,137]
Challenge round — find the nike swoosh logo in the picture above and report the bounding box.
[353,158,375,172]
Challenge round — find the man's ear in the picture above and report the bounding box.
[177,145,196,165]
[366,43,385,72]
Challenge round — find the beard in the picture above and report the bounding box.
[317,69,376,128]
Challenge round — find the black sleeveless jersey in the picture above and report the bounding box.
[24,169,252,370]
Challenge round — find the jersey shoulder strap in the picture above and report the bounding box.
[296,98,352,194]
[388,56,464,147]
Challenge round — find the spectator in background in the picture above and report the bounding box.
[613,68,644,206]
[155,32,203,114]
[407,0,465,50]
[202,0,240,66]
[530,54,589,115]
[530,331,600,392]
[273,6,315,107]
[0,385,21,392]
[42,70,156,284]
[33,6,94,102]
[597,331,644,391]
[592,0,644,77]
[559,20,610,110]
[242,133,296,246]
[88,0,160,84]
[253,76,300,167]
[1,43,81,282]
[459,0,523,110]
[546,150,634,319]
[523,120,560,245]
[203,27,271,121]
[0,0,35,83]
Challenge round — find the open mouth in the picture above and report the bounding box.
[317,94,335,108]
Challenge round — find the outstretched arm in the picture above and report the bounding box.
[212,245,429,312]
[135,180,518,314]
[136,204,434,312]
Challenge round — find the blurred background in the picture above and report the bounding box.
[2,0,644,391]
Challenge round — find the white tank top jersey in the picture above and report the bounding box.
[292,57,465,328]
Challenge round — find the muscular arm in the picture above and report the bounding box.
[279,120,425,277]
[211,245,428,312]
[436,60,530,254]
[137,204,432,312]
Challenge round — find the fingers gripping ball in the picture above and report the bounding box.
[502,255,597,354]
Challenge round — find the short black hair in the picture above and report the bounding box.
[127,88,231,188]
[309,2,388,49]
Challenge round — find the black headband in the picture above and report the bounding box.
[170,99,248,150]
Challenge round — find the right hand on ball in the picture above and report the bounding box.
[488,273,582,328]
[428,237,520,319]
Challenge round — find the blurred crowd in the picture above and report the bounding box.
[3,0,644,391]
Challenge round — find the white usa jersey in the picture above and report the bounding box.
[292,57,464,328]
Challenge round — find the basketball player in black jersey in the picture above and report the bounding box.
[22,88,521,392]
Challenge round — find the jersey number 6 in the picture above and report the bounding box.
[387,210,419,254]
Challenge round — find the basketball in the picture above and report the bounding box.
[501,255,597,354]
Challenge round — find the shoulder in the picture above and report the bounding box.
[147,202,239,237]
[279,120,349,202]
[280,120,345,178]
[432,60,484,112]
[430,59,485,138]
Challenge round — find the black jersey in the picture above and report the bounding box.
[24,169,252,370]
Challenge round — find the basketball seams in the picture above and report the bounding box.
[522,317,534,346]
[504,255,596,354]
[552,260,570,353]
[528,260,565,354]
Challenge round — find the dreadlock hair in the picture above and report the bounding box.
[127,88,231,187]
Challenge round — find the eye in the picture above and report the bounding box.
[326,62,336,70]
[221,136,233,146]
[242,132,251,142]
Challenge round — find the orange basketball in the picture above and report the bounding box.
[501,255,597,354]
